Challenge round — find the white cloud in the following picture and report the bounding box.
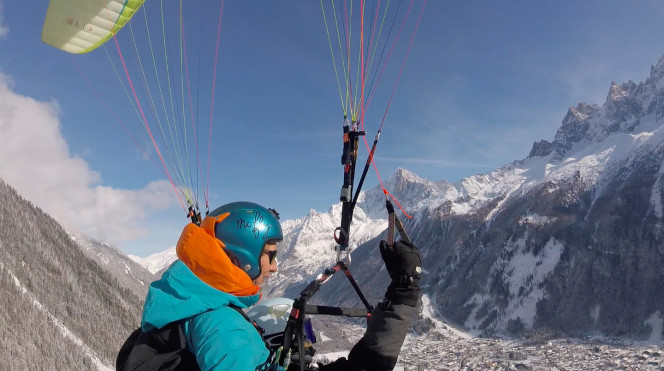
[0,73,177,245]
[0,3,7,38]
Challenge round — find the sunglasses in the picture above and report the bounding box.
[266,250,278,264]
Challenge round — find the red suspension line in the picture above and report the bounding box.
[72,56,165,179]
[343,0,358,119]
[362,0,382,110]
[359,0,365,127]
[378,0,426,132]
[358,0,415,128]
[112,34,186,210]
[363,0,427,219]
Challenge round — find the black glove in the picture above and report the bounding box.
[379,240,421,306]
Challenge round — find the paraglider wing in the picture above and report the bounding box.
[41,0,146,54]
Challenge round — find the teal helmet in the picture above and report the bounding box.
[209,201,283,280]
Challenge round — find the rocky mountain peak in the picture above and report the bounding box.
[541,103,598,159]
[607,81,631,103]
[528,102,600,159]
[562,102,598,126]
[388,167,426,190]
[528,139,554,158]
[648,56,664,84]
[529,56,664,161]
[528,64,664,161]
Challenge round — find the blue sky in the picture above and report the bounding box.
[1,1,663,256]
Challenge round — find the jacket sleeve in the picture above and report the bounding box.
[319,300,418,371]
[322,239,422,371]
[347,300,417,370]
[186,307,271,371]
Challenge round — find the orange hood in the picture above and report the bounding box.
[176,214,260,297]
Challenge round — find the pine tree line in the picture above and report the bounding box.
[0,179,145,369]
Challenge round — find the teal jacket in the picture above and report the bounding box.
[141,260,271,371]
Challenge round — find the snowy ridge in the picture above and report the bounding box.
[69,232,154,297]
[443,56,664,222]
[129,246,177,274]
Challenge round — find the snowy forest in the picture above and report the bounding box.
[0,179,144,369]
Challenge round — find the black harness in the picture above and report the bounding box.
[278,119,410,371]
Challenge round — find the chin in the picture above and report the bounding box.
[257,276,270,287]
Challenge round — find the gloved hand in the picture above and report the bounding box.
[379,240,421,306]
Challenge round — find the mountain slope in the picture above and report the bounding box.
[73,233,155,298]
[0,179,144,369]
[421,57,664,338]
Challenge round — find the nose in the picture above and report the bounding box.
[270,258,278,272]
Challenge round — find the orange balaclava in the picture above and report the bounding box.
[176,214,260,297]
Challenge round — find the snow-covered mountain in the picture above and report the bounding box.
[129,246,176,275]
[417,56,664,338]
[136,56,664,341]
[261,168,445,301]
[269,55,664,340]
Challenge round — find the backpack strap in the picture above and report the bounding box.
[229,304,265,336]
[116,327,143,370]
[117,307,272,371]
[116,322,200,371]
[229,304,278,371]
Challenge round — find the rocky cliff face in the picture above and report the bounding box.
[423,147,664,338]
[419,56,664,338]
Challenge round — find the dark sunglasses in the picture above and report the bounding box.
[266,250,278,264]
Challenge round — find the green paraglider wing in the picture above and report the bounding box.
[42,0,146,54]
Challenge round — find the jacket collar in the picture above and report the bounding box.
[176,218,261,297]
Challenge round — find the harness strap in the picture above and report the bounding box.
[305,304,370,317]
[337,119,366,251]
[229,305,275,370]
[341,264,374,312]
